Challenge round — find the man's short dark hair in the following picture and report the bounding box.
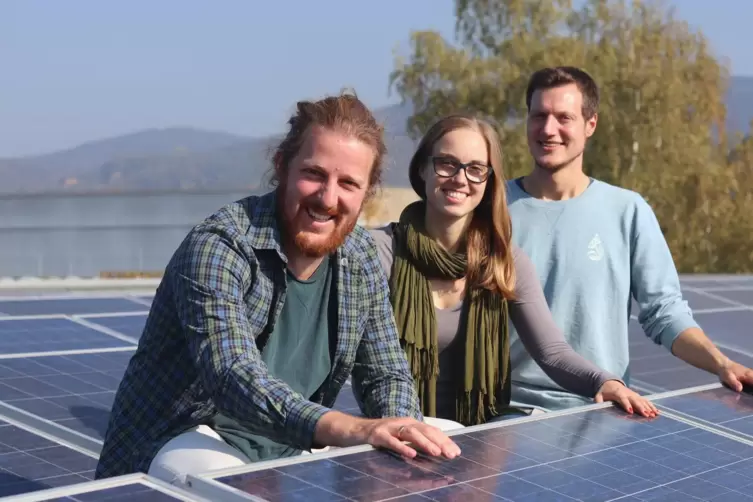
[525,66,600,119]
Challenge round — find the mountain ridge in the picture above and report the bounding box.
[2,75,751,195]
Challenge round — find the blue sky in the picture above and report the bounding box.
[1,0,751,157]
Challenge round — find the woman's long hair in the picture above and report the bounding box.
[408,114,516,299]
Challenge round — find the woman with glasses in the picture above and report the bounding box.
[370,114,657,428]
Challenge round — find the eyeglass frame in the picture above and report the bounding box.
[429,156,493,184]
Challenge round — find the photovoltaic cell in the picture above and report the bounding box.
[627,318,753,394]
[208,407,753,501]
[657,387,753,440]
[31,482,189,501]
[694,310,753,353]
[0,351,134,440]
[0,298,148,317]
[631,288,740,314]
[709,288,753,306]
[0,319,134,355]
[81,315,147,340]
[627,320,718,392]
[331,384,360,415]
[0,418,97,497]
[681,290,736,310]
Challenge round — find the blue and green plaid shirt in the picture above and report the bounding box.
[95,190,421,478]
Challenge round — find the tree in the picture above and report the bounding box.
[390,0,750,272]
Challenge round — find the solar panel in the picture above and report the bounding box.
[0,319,135,355]
[331,383,360,415]
[0,416,98,497]
[628,274,753,393]
[0,473,211,501]
[681,289,737,310]
[0,298,148,317]
[681,277,753,289]
[0,351,134,443]
[694,310,753,353]
[633,288,747,313]
[0,281,751,501]
[656,384,753,442]
[78,314,148,340]
[626,319,753,394]
[188,401,753,501]
[708,289,753,306]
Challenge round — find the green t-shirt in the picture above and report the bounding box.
[210,254,336,462]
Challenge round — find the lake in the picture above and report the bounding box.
[0,190,254,277]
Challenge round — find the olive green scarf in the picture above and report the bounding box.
[388,201,510,426]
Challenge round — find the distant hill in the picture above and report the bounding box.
[0,127,251,193]
[1,76,751,195]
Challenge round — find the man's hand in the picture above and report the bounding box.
[717,359,753,392]
[594,380,659,418]
[313,411,461,459]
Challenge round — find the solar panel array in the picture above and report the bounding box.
[0,275,750,501]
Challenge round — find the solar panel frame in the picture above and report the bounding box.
[0,297,149,317]
[0,349,136,453]
[654,382,753,443]
[187,385,753,502]
[0,412,100,498]
[0,473,218,502]
[626,319,753,394]
[75,312,148,341]
[0,317,137,356]
[0,282,750,500]
[707,289,753,306]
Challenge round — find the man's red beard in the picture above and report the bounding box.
[277,188,359,258]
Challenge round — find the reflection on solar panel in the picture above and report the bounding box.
[0,298,148,317]
[0,279,752,501]
[0,473,209,501]
[331,382,360,415]
[0,319,135,355]
[0,416,97,497]
[190,397,753,501]
[77,314,148,340]
[628,277,753,394]
[0,351,134,443]
[656,384,753,442]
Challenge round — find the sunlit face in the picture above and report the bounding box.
[279,125,374,258]
[421,128,491,221]
[526,83,597,171]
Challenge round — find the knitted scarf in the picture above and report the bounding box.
[388,201,510,426]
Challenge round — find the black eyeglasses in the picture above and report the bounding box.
[430,156,492,184]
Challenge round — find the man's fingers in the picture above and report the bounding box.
[363,419,462,460]
[415,425,461,458]
[398,426,442,457]
[594,392,604,403]
[722,371,744,392]
[738,368,753,387]
[378,433,418,458]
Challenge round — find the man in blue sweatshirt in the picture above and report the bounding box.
[506,66,753,412]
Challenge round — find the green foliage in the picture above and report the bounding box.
[390,0,752,273]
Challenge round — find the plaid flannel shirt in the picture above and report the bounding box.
[95,190,421,478]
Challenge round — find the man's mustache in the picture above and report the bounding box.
[303,199,339,217]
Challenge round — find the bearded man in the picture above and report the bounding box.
[95,91,460,485]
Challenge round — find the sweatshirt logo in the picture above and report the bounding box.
[587,234,604,261]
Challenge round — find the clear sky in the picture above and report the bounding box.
[1,0,751,157]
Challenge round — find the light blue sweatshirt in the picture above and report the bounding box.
[506,178,699,411]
